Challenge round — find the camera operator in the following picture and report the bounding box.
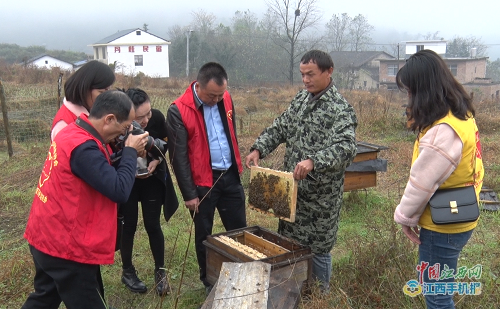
[22,90,149,309]
[117,88,178,296]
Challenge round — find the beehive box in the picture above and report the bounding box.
[344,141,388,192]
[203,226,312,287]
[248,166,298,222]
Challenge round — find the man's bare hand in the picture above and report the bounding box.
[293,159,314,180]
[185,197,200,213]
[125,132,149,153]
[245,149,260,168]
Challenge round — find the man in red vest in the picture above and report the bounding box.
[22,90,149,309]
[166,62,246,293]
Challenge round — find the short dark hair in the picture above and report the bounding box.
[300,50,334,72]
[89,90,132,122]
[396,49,474,132]
[197,62,228,88]
[64,61,115,111]
[118,88,150,110]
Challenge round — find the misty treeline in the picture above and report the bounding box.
[1,0,499,84]
[167,7,385,84]
[0,44,89,66]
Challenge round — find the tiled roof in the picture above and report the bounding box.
[329,51,394,69]
[91,28,170,45]
[92,29,138,44]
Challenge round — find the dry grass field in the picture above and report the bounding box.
[0,74,499,308]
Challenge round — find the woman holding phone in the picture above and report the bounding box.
[118,88,174,296]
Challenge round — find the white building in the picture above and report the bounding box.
[26,54,74,71]
[404,40,447,55]
[90,28,171,77]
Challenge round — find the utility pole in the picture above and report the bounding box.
[186,30,194,77]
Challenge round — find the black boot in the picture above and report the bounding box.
[155,267,170,296]
[121,265,147,293]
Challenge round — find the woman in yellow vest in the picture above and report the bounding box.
[394,49,483,309]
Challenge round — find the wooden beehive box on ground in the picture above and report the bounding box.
[248,166,298,222]
[344,141,388,192]
[203,226,312,288]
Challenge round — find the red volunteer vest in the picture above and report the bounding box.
[24,115,117,265]
[173,81,242,187]
[51,104,78,131]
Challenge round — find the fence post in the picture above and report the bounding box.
[57,72,63,108]
[0,80,14,158]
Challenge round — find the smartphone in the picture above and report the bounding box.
[136,168,149,176]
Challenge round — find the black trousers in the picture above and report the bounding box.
[191,168,246,287]
[119,175,165,269]
[22,245,107,309]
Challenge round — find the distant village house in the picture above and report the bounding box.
[90,28,171,78]
[24,54,74,71]
[329,51,395,90]
[379,40,500,101]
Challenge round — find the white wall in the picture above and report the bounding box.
[106,44,170,77]
[405,41,447,55]
[32,56,73,71]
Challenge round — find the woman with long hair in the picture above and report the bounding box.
[394,49,483,309]
[51,60,115,139]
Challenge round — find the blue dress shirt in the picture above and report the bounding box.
[193,83,232,170]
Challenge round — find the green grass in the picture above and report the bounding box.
[1,86,500,308]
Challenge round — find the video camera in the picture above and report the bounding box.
[111,121,167,162]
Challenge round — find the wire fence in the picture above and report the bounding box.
[0,82,181,159]
[0,81,60,158]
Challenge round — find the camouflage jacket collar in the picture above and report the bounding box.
[307,78,335,104]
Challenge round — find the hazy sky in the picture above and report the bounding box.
[3,0,499,59]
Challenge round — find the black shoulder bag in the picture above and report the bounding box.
[428,150,479,225]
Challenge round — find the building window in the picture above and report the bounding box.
[143,46,149,52]
[156,46,162,52]
[136,31,141,35]
[416,45,424,52]
[448,64,457,76]
[114,46,121,53]
[363,81,367,87]
[45,60,48,64]
[135,55,143,66]
[128,46,135,52]
[387,64,398,76]
[102,47,106,59]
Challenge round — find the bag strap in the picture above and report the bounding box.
[75,116,112,160]
[472,144,477,185]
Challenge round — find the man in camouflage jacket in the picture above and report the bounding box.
[245,50,357,291]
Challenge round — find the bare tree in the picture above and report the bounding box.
[420,31,443,40]
[189,10,217,70]
[325,13,374,52]
[266,0,322,84]
[190,10,216,36]
[384,43,405,59]
[446,35,488,58]
[325,13,351,51]
[142,23,149,32]
[349,14,374,51]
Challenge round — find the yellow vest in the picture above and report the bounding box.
[413,112,483,233]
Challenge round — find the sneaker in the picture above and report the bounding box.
[155,268,171,296]
[121,265,147,293]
